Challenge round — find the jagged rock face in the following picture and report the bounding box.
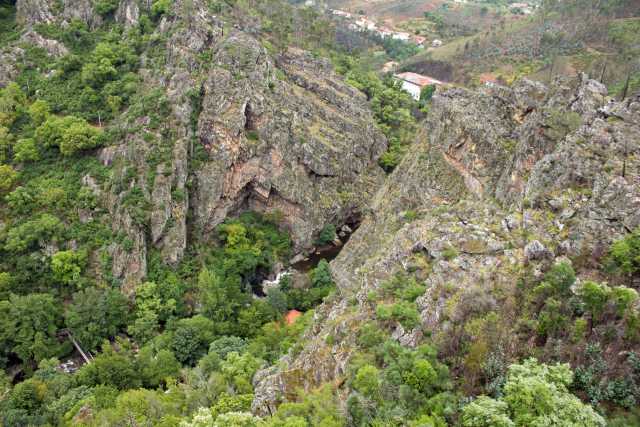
[0,47,23,89]
[16,0,139,32]
[19,30,68,57]
[251,77,639,416]
[92,0,386,293]
[331,74,607,283]
[193,43,387,251]
[15,0,55,26]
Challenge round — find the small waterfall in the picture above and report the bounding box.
[261,267,294,291]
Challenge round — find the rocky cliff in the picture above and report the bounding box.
[251,75,640,416]
[12,0,387,292]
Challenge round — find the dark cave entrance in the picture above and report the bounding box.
[244,102,260,131]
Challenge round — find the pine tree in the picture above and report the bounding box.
[312,259,333,288]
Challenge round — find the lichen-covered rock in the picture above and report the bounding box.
[252,80,639,417]
[19,30,68,57]
[96,0,386,293]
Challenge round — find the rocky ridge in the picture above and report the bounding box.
[41,0,388,292]
[251,76,640,416]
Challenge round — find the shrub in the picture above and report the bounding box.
[209,336,250,360]
[359,322,386,348]
[579,281,611,322]
[266,287,288,314]
[609,229,640,274]
[545,261,575,295]
[314,224,336,246]
[443,246,458,261]
[375,304,393,321]
[122,237,133,251]
[571,318,587,343]
[311,259,332,288]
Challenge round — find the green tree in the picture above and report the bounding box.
[127,311,159,346]
[172,324,205,366]
[94,0,119,14]
[51,250,87,284]
[209,336,250,360]
[609,230,640,274]
[137,347,181,388]
[134,280,177,320]
[545,261,575,295]
[461,395,514,427]
[65,18,88,41]
[354,364,380,396]
[311,259,332,288]
[314,224,336,246]
[220,351,260,385]
[65,287,129,352]
[420,84,436,102]
[35,115,104,156]
[181,0,196,28]
[0,293,60,363]
[462,358,606,427]
[613,285,638,317]
[9,380,41,410]
[266,287,288,314]
[28,100,50,126]
[6,186,34,214]
[0,164,17,191]
[13,138,38,163]
[0,125,13,161]
[76,341,140,390]
[579,281,612,323]
[198,269,243,331]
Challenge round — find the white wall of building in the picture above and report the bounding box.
[395,79,421,101]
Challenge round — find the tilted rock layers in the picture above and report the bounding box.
[251,75,640,416]
[81,0,386,292]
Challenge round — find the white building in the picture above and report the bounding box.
[432,39,443,47]
[392,32,410,41]
[393,72,447,101]
[305,0,314,5]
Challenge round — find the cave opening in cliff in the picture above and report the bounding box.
[244,102,259,131]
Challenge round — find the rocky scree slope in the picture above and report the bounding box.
[12,0,389,293]
[251,75,640,416]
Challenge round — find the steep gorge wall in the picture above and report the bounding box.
[251,74,640,416]
[13,0,388,292]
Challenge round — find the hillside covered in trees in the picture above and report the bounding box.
[0,0,640,426]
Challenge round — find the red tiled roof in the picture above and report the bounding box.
[394,72,444,88]
[284,310,301,325]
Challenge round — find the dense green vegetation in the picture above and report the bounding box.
[1,0,640,425]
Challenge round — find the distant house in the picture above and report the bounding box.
[453,0,467,3]
[380,26,389,31]
[522,8,531,14]
[348,23,358,30]
[356,19,376,30]
[479,74,498,86]
[305,0,314,5]
[384,18,394,25]
[332,9,363,19]
[392,32,410,41]
[393,72,448,101]
[432,39,443,47]
[411,35,427,44]
[380,61,399,72]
